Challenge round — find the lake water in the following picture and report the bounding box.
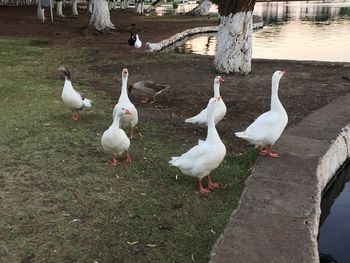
[318,163,350,262]
[170,1,350,62]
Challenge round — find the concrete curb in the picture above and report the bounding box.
[150,20,264,52]
[210,93,350,262]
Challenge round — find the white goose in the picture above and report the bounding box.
[134,34,142,48]
[146,42,161,52]
[57,66,92,121]
[235,70,288,158]
[113,68,138,138]
[101,106,132,165]
[185,76,226,125]
[169,97,226,193]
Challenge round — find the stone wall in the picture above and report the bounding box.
[210,93,350,262]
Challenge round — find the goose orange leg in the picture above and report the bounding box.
[130,127,136,139]
[197,178,210,193]
[124,150,132,164]
[259,144,279,158]
[108,155,119,166]
[207,176,220,189]
[141,97,150,103]
[71,111,79,121]
[150,96,156,104]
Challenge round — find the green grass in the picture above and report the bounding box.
[0,38,256,262]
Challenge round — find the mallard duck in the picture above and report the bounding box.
[235,70,288,158]
[113,68,138,138]
[56,66,92,121]
[128,80,170,104]
[185,76,226,125]
[101,106,132,165]
[169,97,226,193]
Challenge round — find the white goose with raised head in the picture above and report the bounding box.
[56,66,92,121]
[169,97,226,193]
[101,106,132,166]
[113,68,138,138]
[235,70,288,158]
[185,76,226,125]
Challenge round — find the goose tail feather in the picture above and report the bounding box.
[235,131,249,139]
[83,98,92,108]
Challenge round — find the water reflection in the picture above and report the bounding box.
[254,1,350,24]
[154,2,198,16]
[318,163,350,263]
[173,1,350,62]
[173,35,217,56]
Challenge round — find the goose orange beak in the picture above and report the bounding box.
[219,76,224,82]
[124,109,131,115]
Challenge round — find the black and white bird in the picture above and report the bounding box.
[128,32,136,46]
[56,66,92,121]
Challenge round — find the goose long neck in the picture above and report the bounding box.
[120,76,129,98]
[63,68,71,81]
[270,78,283,111]
[113,114,121,128]
[213,82,220,97]
[206,117,220,142]
[63,78,74,93]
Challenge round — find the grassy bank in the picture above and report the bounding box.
[0,38,256,262]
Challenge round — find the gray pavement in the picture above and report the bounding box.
[210,93,350,263]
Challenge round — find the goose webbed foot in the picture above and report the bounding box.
[124,150,132,164]
[149,96,156,104]
[259,144,279,158]
[141,97,150,103]
[198,178,210,194]
[207,176,220,190]
[108,155,119,166]
[71,111,79,121]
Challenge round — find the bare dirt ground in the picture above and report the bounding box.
[1,6,350,152]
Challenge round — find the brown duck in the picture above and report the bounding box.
[128,80,170,104]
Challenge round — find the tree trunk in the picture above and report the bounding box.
[186,0,212,16]
[37,1,45,21]
[214,0,256,75]
[135,0,144,14]
[145,0,160,13]
[89,0,115,31]
[56,0,65,17]
[88,0,93,13]
[72,0,79,15]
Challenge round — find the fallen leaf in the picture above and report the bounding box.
[146,244,157,247]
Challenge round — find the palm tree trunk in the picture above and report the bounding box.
[214,0,256,74]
